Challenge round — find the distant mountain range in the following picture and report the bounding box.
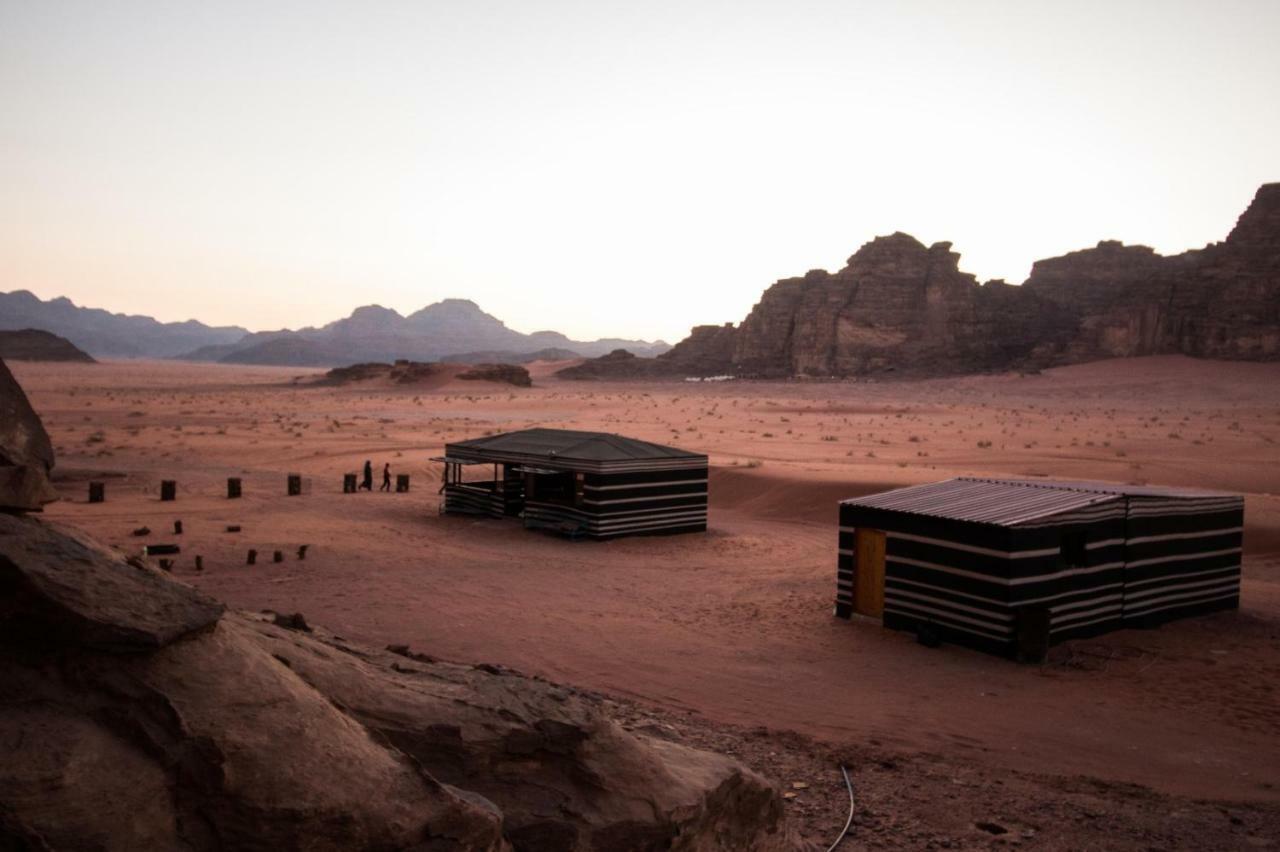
[0,291,248,358]
[0,293,669,365]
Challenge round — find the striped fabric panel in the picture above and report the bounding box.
[523,500,707,538]
[1121,500,1243,624]
[443,484,504,518]
[883,601,1013,641]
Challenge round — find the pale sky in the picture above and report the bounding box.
[2,1,1277,342]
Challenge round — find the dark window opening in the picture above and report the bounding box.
[528,471,576,506]
[1061,531,1088,567]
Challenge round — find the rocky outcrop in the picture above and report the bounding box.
[456,363,532,387]
[1023,184,1280,361]
[659,324,739,376]
[0,359,57,511]
[558,325,741,380]
[556,349,663,380]
[319,361,532,388]
[731,235,1068,377]
[561,183,1279,379]
[0,329,96,363]
[320,360,442,385]
[0,511,796,851]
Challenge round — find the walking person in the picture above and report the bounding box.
[380,462,392,492]
[361,459,373,491]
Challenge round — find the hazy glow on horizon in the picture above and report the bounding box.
[2,0,1277,342]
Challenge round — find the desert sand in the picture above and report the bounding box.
[12,355,1280,828]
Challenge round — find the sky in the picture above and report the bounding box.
[1,1,1277,343]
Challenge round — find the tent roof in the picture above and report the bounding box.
[840,477,1239,527]
[446,428,703,463]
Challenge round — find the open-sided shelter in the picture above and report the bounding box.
[836,477,1243,657]
[439,428,708,538]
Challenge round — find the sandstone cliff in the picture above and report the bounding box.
[559,183,1278,379]
[1023,183,1280,361]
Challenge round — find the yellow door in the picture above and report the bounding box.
[854,528,886,617]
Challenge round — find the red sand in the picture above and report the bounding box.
[15,354,1280,802]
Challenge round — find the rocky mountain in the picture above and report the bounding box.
[0,290,247,359]
[0,329,96,363]
[0,292,669,366]
[181,299,669,367]
[443,348,584,364]
[561,183,1280,380]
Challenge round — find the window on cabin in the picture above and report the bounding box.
[1061,531,1088,567]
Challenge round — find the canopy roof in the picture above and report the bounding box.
[841,476,1238,527]
[445,428,705,471]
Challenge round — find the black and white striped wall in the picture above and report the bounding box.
[523,466,708,538]
[838,492,1243,657]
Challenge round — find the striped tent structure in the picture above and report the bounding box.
[836,477,1243,658]
[439,428,708,538]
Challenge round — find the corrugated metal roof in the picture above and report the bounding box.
[447,428,703,463]
[842,476,1241,526]
[840,478,1122,526]
[965,477,1236,499]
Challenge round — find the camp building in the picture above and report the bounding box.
[439,428,708,538]
[836,477,1243,657]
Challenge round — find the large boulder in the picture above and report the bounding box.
[247,620,793,852]
[0,513,797,851]
[0,358,57,511]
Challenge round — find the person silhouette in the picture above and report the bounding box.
[361,459,373,491]
[380,462,392,492]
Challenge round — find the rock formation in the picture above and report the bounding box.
[456,363,533,387]
[1022,183,1280,361]
[318,361,532,388]
[729,235,1068,377]
[557,326,740,381]
[560,183,1279,380]
[0,358,57,511]
[0,329,96,363]
[0,511,795,850]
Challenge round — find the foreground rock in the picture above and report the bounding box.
[0,358,58,511]
[0,329,96,363]
[0,512,795,851]
[560,183,1280,379]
